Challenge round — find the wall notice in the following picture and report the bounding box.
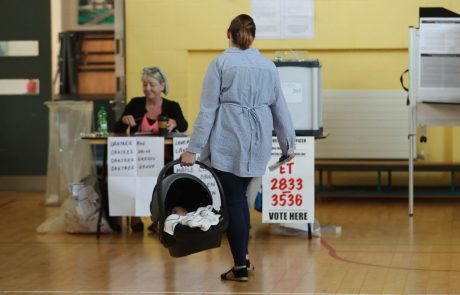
[251,0,314,39]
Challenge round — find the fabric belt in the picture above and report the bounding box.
[222,102,268,172]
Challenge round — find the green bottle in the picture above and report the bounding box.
[97,106,108,136]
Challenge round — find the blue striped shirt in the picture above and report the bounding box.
[187,47,296,177]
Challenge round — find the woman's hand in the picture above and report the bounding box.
[122,115,137,127]
[167,118,177,132]
[180,151,196,166]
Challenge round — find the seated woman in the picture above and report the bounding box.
[114,66,188,232]
[114,66,188,135]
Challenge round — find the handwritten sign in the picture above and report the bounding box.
[172,138,221,210]
[262,137,314,223]
[108,137,164,216]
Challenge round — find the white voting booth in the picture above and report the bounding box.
[408,9,460,215]
[275,59,323,136]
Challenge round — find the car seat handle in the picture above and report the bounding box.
[156,159,227,219]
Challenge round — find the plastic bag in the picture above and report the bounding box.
[65,177,112,234]
[37,175,112,234]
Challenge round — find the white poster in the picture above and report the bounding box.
[251,0,314,39]
[107,137,164,216]
[250,0,282,39]
[262,137,314,223]
[418,18,460,103]
[172,138,221,210]
[420,18,460,54]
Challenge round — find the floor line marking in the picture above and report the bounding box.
[321,237,460,272]
[0,200,15,208]
[0,291,321,295]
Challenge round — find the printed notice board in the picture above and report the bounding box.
[172,137,221,210]
[107,137,164,216]
[262,137,314,223]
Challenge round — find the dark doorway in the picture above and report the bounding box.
[0,0,51,175]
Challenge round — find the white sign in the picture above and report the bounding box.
[251,0,314,39]
[418,18,460,103]
[281,82,303,103]
[262,137,314,223]
[420,18,460,54]
[107,137,164,216]
[173,137,221,210]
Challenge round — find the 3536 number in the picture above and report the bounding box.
[270,177,304,207]
[271,193,303,206]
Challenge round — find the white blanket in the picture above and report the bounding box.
[164,205,220,235]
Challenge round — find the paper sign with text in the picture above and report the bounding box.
[107,137,164,216]
[262,137,314,223]
[172,137,221,210]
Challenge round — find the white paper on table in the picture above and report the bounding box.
[136,137,164,177]
[108,176,136,216]
[107,137,164,216]
[107,137,137,177]
[135,176,157,216]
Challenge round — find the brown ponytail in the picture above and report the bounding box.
[227,14,256,50]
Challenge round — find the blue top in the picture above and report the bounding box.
[187,47,296,177]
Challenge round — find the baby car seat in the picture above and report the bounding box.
[151,159,227,257]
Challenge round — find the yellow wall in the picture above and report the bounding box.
[125,0,460,185]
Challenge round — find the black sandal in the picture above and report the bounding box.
[220,267,248,282]
[246,259,255,272]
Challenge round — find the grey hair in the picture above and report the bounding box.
[142,67,169,95]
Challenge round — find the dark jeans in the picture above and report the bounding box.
[214,169,252,266]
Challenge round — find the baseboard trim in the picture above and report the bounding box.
[0,176,46,192]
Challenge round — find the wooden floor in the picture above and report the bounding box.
[2,192,460,294]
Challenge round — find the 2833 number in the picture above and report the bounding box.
[270,178,304,207]
[271,177,303,190]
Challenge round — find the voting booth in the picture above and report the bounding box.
[408,8,460,215]
[275,59,323,136]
